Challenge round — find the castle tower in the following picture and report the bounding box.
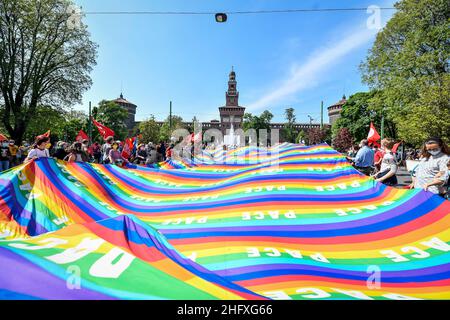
[219,67,245,135]
[112,93,137,131]
[327,95,347,125]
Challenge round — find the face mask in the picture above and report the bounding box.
[2,143,7,147]
[428,149,441,156]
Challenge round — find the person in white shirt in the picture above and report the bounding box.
[411,137,449,195]
[25,136,50,163]
[374,138,398,186]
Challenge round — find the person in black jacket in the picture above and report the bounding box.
[54,141,68,160]
[134,144,148,165]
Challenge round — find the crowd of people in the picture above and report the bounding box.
[1,134,449,198]
[0,134,186,171]
[346,137,449,197]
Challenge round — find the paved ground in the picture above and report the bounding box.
[396,166,412,187]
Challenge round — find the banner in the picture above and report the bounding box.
[367,122,380,144]
[92,118,115,140]
[0,144,449,300]
[76,130,89,142]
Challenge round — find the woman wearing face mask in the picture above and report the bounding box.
[410,137,449,195]
[25,136,50,163]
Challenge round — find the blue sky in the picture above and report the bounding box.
[74,0,396,124]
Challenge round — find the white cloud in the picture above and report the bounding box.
[246,24,379,112]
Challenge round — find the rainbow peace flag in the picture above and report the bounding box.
[0,144,449,300]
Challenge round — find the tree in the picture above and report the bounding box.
[159,115,184,142]
[282,107,297,143]
[3,105,88,143]
[139,115,160,144]
[333,128,354,153]
[243,110,273,132]
[296,130,307,144]
[21,105,65,142]
[0,0,97,143]
[94,100,128,141]
[360,0,450,146]
[332,92,396,143]
[308,127,331,145]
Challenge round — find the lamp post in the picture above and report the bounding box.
[215,13,227,23]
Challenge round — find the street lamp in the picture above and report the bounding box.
[215,13,227,23]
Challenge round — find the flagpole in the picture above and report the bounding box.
[320,101,323,130]
[169,101,173,133]
[380,107,385,141]
[88,101,92,144]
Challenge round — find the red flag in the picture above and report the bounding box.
[392,141,402,153]
[75,130,89,142]
[0,133,8,141]
[367,123,380,143]
[92,118,115,140]
[36,130,51,140]
[121,138,132,159]
[193,132,202,143]
[189,132,202,143]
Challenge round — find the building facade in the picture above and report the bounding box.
[218,68,246,135]
[116,68,330,140]
[327,95,347,125]
[111,94,137,131]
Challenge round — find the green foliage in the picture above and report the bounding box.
[360,0,450,146]
[0,0,97,143]
[159,115,184,142]
[243,111,273,131]
[1,106,88,143]
[94,100,128,141]
[308,127,331,145]
[139,115,160,144]
[282,108,297,143]
[296,130,307,144]
[332,92,396,143]
[332,128,354,153]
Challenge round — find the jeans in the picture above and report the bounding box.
[0,160,10,172]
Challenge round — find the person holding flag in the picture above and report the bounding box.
[24,135,51,163]
[411,137,449,196]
